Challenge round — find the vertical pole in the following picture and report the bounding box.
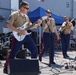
[19,0,22,8]
[71,0,74,18]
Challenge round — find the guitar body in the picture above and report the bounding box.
[13,22,31,41]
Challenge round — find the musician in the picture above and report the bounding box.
[39,9,59,65]
[3,1,41,74]
[59,16,74,58]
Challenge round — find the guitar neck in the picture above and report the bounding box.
[25,21,38,30]
[70,18,74,23]
[25,25,34,30]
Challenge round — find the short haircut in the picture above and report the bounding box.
[46,9,52,13]
[20,1,29,8]
[64,16,67,19]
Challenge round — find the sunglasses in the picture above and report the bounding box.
[23,7,29,10]
[65,19,68,21]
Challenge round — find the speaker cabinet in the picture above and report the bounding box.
[8,59,40,75]
[16,50,26,58]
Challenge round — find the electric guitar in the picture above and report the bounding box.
[13,22,37,41]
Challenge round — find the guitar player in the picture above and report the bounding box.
[3,1,42,74]
[59,16,74,58]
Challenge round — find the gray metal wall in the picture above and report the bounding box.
[0,0,11,33]
[23,0,73,18]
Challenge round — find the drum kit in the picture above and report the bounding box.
[0,32,12,60]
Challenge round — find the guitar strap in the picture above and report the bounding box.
[45,18,52,33]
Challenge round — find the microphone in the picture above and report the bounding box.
[49,16,51,18]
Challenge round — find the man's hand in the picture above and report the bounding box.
[31,19,42,29]
[68,22,72,27]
